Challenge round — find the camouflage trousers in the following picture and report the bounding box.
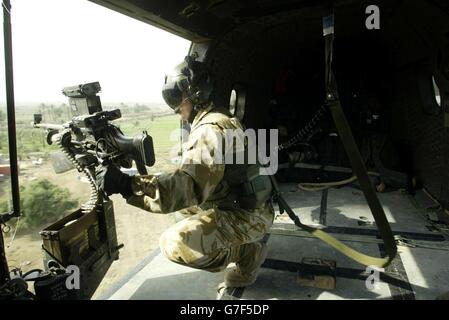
[159,201,275,272]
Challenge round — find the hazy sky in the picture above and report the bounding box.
[0,0,191,104]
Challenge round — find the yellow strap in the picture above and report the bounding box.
[273,178,396,268]
[303,224,392,268]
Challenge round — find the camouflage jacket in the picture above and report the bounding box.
[126,103,248,213]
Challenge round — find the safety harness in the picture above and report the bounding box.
[270,13,397,268]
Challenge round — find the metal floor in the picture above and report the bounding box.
[99,184,449,300]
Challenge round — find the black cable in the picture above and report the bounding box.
[21,268,45,280]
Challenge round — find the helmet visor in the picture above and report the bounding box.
[162,80,183,112]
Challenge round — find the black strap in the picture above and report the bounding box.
[323,12,397,264]
[270,12,397,268]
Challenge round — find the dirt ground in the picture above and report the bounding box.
[3,149,178,298]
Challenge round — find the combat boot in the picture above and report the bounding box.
[224,241,268,288]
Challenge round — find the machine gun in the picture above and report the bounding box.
[33,82,155,211]
[17,82,156,299]
[35,82,155,173]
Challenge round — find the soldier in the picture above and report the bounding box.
[96,56,275,293]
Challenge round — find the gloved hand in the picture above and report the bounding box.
[95,165,134,198]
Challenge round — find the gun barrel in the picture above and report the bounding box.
[33,123,65,130]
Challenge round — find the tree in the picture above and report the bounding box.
[53,105,64,120]
[38,103,46,116]
[49,104,55,122]
[133,104,149,113]
[0,179,78,230]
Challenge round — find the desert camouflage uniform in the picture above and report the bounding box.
[126,103,275,272]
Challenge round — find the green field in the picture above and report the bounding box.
[116,114,180,152]
[0,113,180,158]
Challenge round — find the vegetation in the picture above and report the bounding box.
[117,114,179,151]
[0,103,178,157]
[0,179,78,230]
[0,102,179,229]
[37,103,71,123]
